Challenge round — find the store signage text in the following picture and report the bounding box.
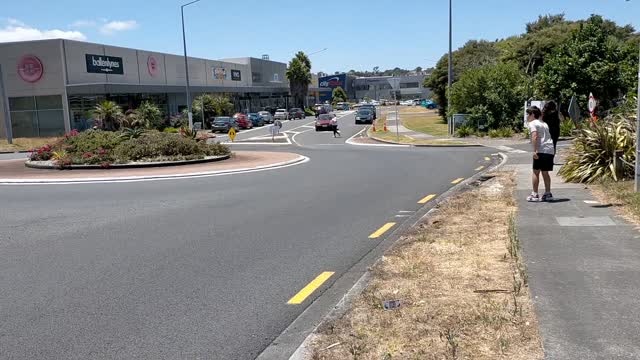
[85,54,124,74]
[231,70,241,81]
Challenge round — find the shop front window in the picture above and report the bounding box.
[9,95,65,138]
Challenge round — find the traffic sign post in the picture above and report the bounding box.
[388,78,401,141]
[228,127,236,142]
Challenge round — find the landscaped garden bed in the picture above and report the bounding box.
[27,128,230,169]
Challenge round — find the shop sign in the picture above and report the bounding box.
[85,54,124,74]
[147,55,159,77]
[17,55,44,83]
[213,67,227,80]
[231,69,241,81]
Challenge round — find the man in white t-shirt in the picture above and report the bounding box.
[526,106,555,202]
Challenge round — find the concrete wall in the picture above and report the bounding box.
[0,39,65,97]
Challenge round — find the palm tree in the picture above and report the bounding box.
[136,101,163,129]
[93,100,123,131]
[286,54,312,109]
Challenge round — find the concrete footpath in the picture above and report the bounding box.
[505,152,640,359]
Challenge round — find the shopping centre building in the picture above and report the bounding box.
[0,39,300,138]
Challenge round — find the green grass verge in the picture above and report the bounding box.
[0,137,60,152]
[594,180,640,220]
[399,111,448,137]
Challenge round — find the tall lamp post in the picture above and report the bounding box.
[447,0,453,134]
[181,0,201,130]
[301,48,327,108]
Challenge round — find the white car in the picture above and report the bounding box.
[274,109,289,120]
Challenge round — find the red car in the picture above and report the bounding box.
[233,113,253,129]
[315,114,334,131]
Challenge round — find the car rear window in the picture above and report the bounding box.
[318,114,333,120]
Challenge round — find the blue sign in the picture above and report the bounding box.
[319,74,346,89]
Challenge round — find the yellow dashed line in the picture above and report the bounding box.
[484,157,490,161]
[475,166,485,171]
[287,272,335,305]
[451,178,464,184]
[369,222,397,239]
[418,194,436,204]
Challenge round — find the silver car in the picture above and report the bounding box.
[258,111,274,123]
[274,109,289,120]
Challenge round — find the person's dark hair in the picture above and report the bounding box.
[526,106,541,119]
[542,101,559,123]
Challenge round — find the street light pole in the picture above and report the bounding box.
[447,0,453,134]
[635,48,640,192]
[181,0,200,130]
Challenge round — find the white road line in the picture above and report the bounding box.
[0,156,310,185]
[395,215,411,218]
[398,210,414,213]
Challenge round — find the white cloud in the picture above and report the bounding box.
[100,20,138,35]
[0,20,86,43]
[70,19,97,28]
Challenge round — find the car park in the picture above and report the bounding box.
[233,113,253,129]
[258,111,274,123]
[248,113,265,127]
[355,109,374,124]
[288,108,304,119]
[211,117,239,133]
[274,109,289,120]
[315,114,334,131]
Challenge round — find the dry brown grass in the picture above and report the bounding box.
[307,172,543,360]
[0,137,59,152]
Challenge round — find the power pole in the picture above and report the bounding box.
[635,48,640,192]
[447,0,453,134]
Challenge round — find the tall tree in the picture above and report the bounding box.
[332,86,348,104]
[426,40,500,117]
[286,56,312,109]
[535,15,639,113]
[92,101,123,131]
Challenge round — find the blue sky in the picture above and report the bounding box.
[1,0,638,73]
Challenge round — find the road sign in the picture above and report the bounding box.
[388,78,401,90]
[588,92,597,115]
[228,127,236,142]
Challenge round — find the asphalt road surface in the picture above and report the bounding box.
[0,111,494,359]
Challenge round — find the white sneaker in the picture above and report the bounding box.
[527,193,540,202]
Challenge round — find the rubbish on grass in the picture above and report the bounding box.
[383,299,401,310]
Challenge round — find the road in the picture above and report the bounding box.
[0,111,494,359]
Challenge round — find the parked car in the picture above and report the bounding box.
[248,113,265,127]
[233,113,253,129]
[258,111,274,123]
[355,109,374,124]
[358,104,377,119]
[289,108,304,119]
[274,109,289,120]
[211,116,239,133]
[315,114,334,131]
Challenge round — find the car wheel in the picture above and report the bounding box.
[315,127,320,131]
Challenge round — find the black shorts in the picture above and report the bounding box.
[533,153,554,171]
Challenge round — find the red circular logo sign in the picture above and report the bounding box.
[147,56,159,77]
[17,55,44,83]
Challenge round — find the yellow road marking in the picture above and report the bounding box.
[484,157,490,161]
[368,222,397,239]
[287,272,335,305]
[451,178,464,184]
[475,166,485,171]
[418,194,436,204]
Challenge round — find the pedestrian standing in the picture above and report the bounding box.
[331,115,341,137]
[542,101,560,153]
[526,106,555,202]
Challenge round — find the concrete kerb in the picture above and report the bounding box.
[25,154,230,170]
[0,150,30,154]
[368,133,483,148]
[0,155,309,185]
[257,152,509,360]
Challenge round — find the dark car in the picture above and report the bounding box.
[315,114,334,131]
[288,108,304,120]
[248,113,265,127]
[211,117,239,133]
[359,104,377,119]
[233,113,253,129]
[355,109,374,124]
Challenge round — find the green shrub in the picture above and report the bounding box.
[489,127,514,138]
[455,125,473,137]
[560,119,575,137]
[559,116,635,183]
[113,132,229,162]
[63,129,123,154]
[305,108,315,116]
[163,127,179,133]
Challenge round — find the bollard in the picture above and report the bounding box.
[614,149,624,180]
